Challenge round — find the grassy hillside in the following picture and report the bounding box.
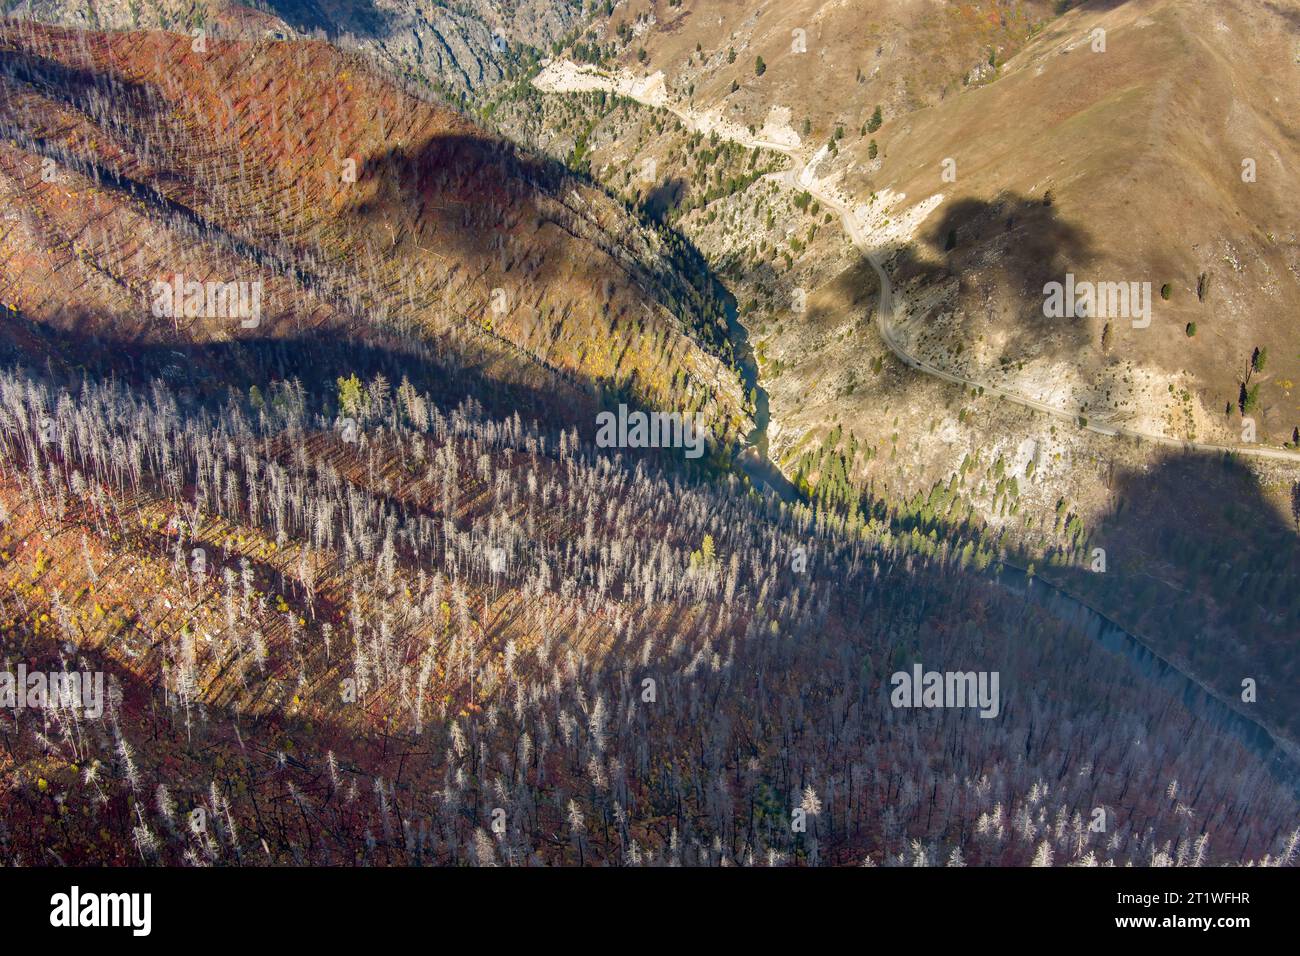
[866,0,1300,446]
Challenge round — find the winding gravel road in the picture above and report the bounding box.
[534,64,1300,466]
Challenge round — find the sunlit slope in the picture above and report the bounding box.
[0,22,752,442]
[855,0,1300,445]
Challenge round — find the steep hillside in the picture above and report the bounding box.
[857,0,1300,448]
[483,0,1300,737]
[1,9,1298,873]
[598,0,1062,139]
[538,0,1300,448]
[0,21,754,450]
[2,366,1297,866]
[8,0,584,93]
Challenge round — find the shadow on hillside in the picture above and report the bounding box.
[259,0,391,40]
[745,189,1100,407]
[854,419,1300,753]
[1059,0,1139,11]
[0,43,161,115]
[0,307,591,431]
[900,193,1098,366]
[644,177,687,225]
[346,132,794,494]
[1263,1,1300,29]
[0,26,785,498]
[1048,447,1300,740]
[348,133,735,356]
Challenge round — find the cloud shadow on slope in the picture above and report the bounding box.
[1047,446,1300,742]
